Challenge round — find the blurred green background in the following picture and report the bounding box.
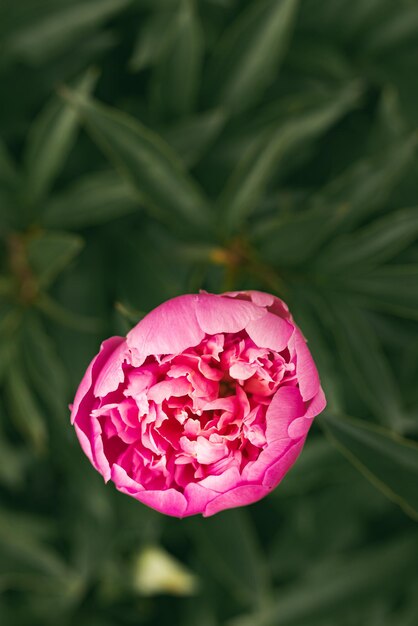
[1,0,418,624]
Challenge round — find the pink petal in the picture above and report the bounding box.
[262,439,305,488]
[203,484,269,517]
[291,327,320,401]
[287,387,326,439]
[93,338,130,397]
[265,386,305,442]
[246,312,294,352]
[71,336,124,424]
[195,293,264,335]
[127,295,204,362]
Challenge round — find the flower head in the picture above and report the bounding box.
[71,291,326,517]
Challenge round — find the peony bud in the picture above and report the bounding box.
[71,291,326,517]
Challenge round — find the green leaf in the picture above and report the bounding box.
[151,0,203,118]
[254,136,418,266]
[22,314,68,420]
[341,265,418,321]
[206,0,299,113]
[36,293,102,334]
[310,135,418,233]
[61,90,213,233]
[24,69,98,210]
[27,231,84,288]
[231,534,418,626]
[315,206,418,275]
[326,300,403,429]
[365,6,418,53]
[3,0,132,64]
[5,363,48,452]
[0,137,18,187]
[320,412,418,520]
[189,509,270,610]
[128,10,180,72]
[219,83,361,232]
[163,109,226,167]
[41,170,140,229]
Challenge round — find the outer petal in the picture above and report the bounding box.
[262,439,305,488]
[290,327,320,401]
[246,312,294,352]
[195,293,264,335]
[111,464,188,517]
[203,484,269,517]
[127,295,204,363]
[71,336,125,424]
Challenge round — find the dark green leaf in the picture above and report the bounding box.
[62,90,213,233]
[341,265,418,321]
[231,534,418,626]
[163,109,226,167]
[326,300,403,429]
[5,363,48,452]
[3,0,133,64]
[151,0,203,118]
[320,412,418,520]
[189,509,270,610]
[22,314,68,420]
[219,83,361,232]
[41,170,140,229]
[315,206,418,275]
[206,0,299,113]
[27,231,84,288]
[24,69,97,210]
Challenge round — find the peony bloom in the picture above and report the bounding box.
[71,291,325,517]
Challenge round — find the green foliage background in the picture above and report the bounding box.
[1,0,418,624]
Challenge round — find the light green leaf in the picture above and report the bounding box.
[42,171,140,229]
[27,231,84,288]
[61,91,213,232]
[315,206,418,275]
[206,0,299,113]
[5,363,48,452]
[151,0,203,118]
[320,412,418,520]
[189,509,270,610]
[219,83,361,232]
[341,265,418,321]
[231,534,418,626]
[4,0,132,64]
[24,69,97,209]
[326,301,403,429]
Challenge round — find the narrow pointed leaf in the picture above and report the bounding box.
[42,171,140,229]
[27,231,84,288]
[190,509,270,610]
[4,0,132,64]
[206,0,299,113]
[320,412,418,520]
[326,301,403,429]
[62,91,213,232]
[5,364,48,452]
[151,0,203,118]
[231,535,418,626]
[316,206,418,275]
[24,69,97,209]
[219,83,361,231]
[341,265,418,321]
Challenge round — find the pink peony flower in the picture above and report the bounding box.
[70,291,326,517]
